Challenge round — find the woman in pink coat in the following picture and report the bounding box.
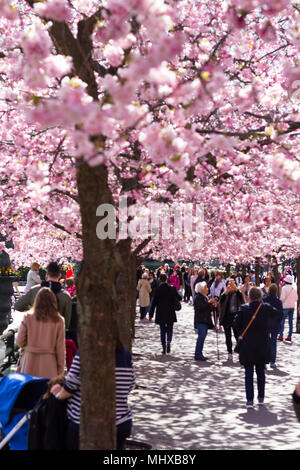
[169,270,180,291]
[16,287,65,378]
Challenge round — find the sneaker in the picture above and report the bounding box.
[277,335,283,341]
[166,342,171,353]
[270,362,276,369]
[194,356,207,361]
[246,401,254,409]
[227,353,233,361]
[285,337,292,342]
[258,397,264,406]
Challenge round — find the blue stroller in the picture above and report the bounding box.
[0,373,48,450]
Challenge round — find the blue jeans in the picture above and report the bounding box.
[195,323,208,358]
[66,420,79,450]
[280,308,294,338]
[160,323,173,349]
[270,332,277,364]
[244,365,265,402]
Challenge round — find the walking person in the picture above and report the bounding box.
[190,268,199,303]
[16,287,66,378]
[233,287,283,408]
[263,283,283,368]
[149,273,182,354]
[183,267,192,303]
[278,274,298,342]
[169,269,180,292]
[148,271,158,312]
[24,262,41,293]
[137,273,152,321]
[219,279,244,361]
[193,281,216,361]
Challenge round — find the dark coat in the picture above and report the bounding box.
[233,301,283,366]
[193,293,214,329]
[149,283,181,325]
[263,293,283,313]
[262,293,283,336]
[219,290,244,327]
[149,279,158,298]
[28,394,68,450]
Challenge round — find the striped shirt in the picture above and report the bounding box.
[63,349,136,426]
[115,348,136,425]
[63,351,81,424]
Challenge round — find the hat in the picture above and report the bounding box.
[284,275,294,285]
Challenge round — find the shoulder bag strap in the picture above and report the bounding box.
[240,303,262,339]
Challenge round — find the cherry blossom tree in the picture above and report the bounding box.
[0,0,300,449]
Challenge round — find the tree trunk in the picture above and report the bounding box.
[255,257,260,286]
[76,162,122,449]
[241,264,247,278]
[272,257,281,287]
[115,239,136,349]
[226,264,231,278]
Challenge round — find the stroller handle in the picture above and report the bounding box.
[0,411,31,450]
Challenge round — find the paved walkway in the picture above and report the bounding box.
[130,301,300,450]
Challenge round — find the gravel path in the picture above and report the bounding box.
[130,301,300,450]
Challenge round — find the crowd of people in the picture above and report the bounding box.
[3,258,300,447]
[11,260,135,450]
[136,262,299,408]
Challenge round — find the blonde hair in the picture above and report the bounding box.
[31,262,40,271]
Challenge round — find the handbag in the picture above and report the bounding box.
[234,303,262,353]
[174,297,182,311]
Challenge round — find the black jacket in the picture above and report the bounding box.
[149,284,181,325]
[193,293,214,328]
[263,293,283,336]
[219,290,244,327]
[233,301,283,366]
[27,394,68,450]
